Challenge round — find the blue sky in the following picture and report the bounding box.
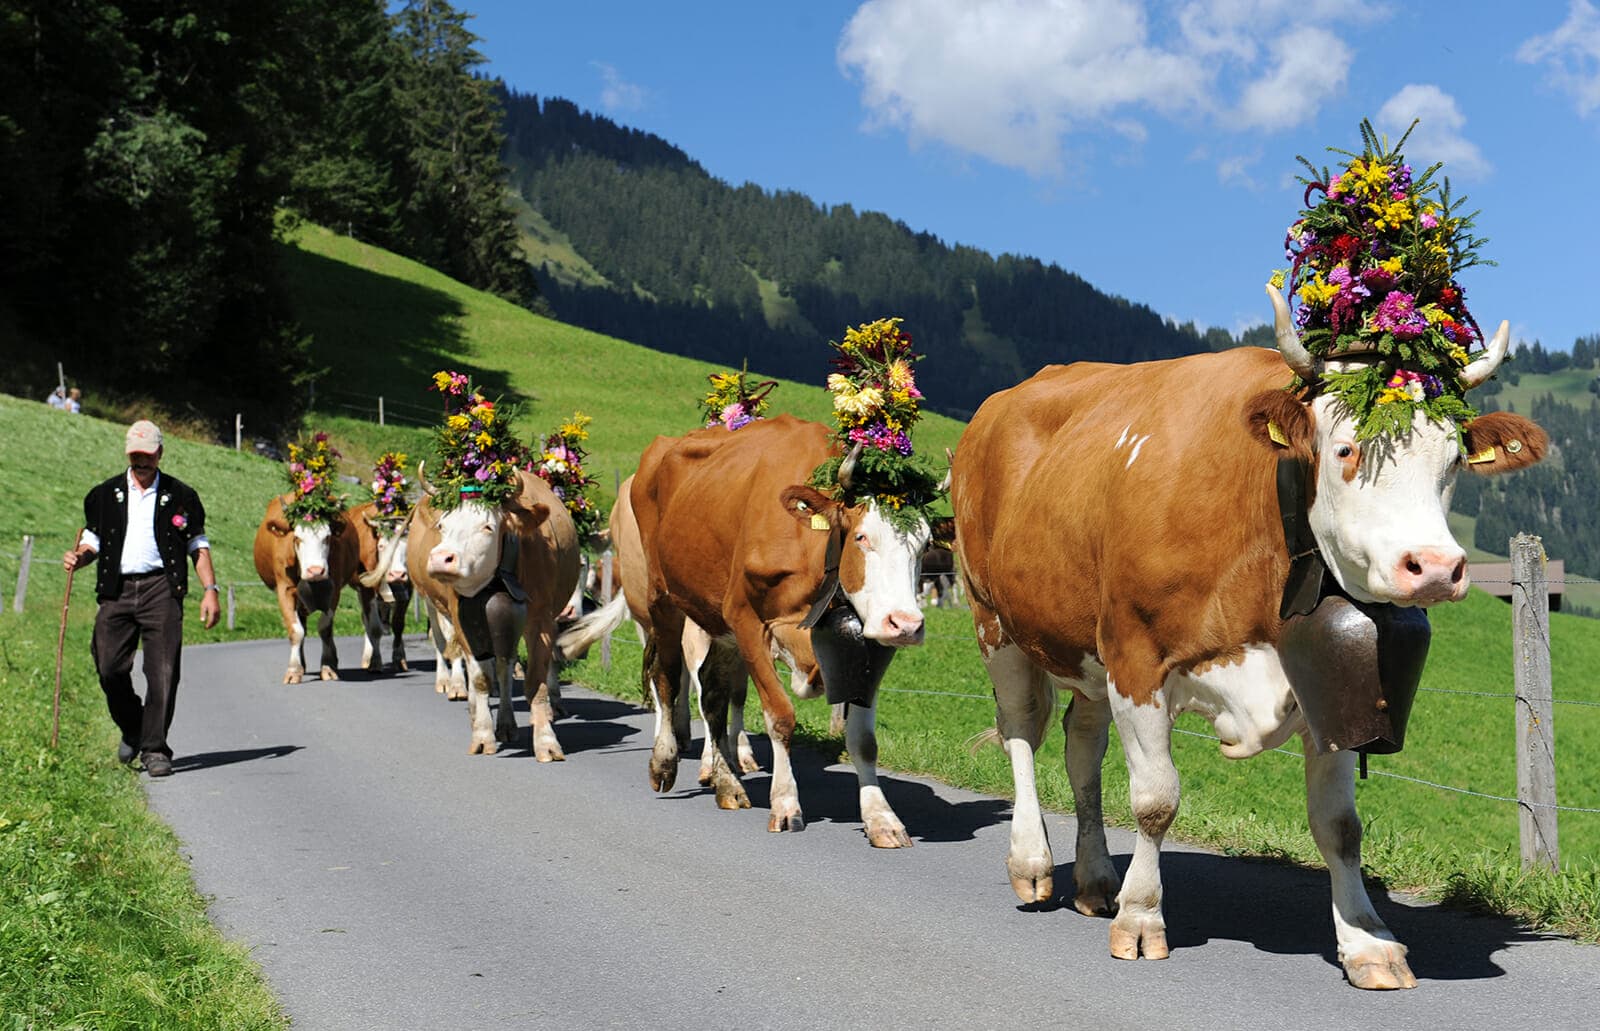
[463,1,1599,352]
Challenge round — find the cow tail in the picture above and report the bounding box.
[640,631,658,708]
[553,589,630,659]
[966,726,1004,755]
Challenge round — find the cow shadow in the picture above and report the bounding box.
[495,692,641,757]
[1049,850,1552,983]
[692,732,1009,843]
[173,745,304,773]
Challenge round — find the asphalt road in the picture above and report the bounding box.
[142,635,1598,1030]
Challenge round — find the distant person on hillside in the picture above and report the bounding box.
[66,387,82,414]
[46,386,66,409]
[62,419,221,778]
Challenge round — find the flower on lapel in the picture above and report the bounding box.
[114,488,125,503]
[159,493,170,506]
[171,513,188,530]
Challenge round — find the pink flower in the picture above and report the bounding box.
[171,513,187,529]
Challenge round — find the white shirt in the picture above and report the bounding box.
[80,470,211,571]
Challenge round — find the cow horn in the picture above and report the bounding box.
[1266,283,1317,380]
[837,442,863,491]
[1459,320,1510,390]
[417,460,437,497]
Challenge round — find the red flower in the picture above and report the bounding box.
[172,513,187,529]
[1328,234,1361,262]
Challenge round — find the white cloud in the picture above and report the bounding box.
[1375,85,1490,179]
[1517,0,1600,116]
[837,0,1364,177]
[1216,150,1262,189]
[593,62,647,113]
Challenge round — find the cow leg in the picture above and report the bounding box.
[487,594,523,746]
[432,606,467,700]
[984,633,1056,902]
[316,596,340,680]
[1062,686,1119,916]
[683,626,719,786]
[697,651,751,810]
[464,652,499,755]
[645,605,688,792]
[278,585,307,684]
[846,700,911,848]
[359,589,381,672]
[522,614,565,763]
[387,593,410,672]
[735,624,802,832]
[1106,672,1178,961]
[730,676,758,773]
[1306,747,1416,990]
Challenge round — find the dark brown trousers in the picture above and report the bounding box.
[91,574,183,758]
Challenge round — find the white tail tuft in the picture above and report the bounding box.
[556,589,630,658]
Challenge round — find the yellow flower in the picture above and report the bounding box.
[1380,257,1403,275]
[826,373,851,393]
[1300,273,1340,307]
[559,412,592,441]
[432,371,453,391]
[1269,269,1286,290]
[448,413,469,432]
[475,431,493,448]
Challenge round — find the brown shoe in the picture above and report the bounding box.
[118,740,137,764]
[141,753,173,778]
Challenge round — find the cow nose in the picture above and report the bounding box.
[1393,548,1467,603]
[302,564,327,581]
[388,568,409,583]
[427,549,458,576]
[880,610,925,644]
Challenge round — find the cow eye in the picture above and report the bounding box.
[1335,444,1354,459]
[854,532,868,544]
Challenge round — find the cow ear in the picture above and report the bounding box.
[505,502,551,535]
[1461,412,1548,476]
[927,517,956,548]
[779,485,840,528]
[1242,390,1314,458]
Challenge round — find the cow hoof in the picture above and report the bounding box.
[1074,889,1118,917]
[1344,951,1417,990]
[697,762,714,787]
[649,758,678,793]
[435,681,446,694]
[284,670,303,685]
[714,779,751,810]
[320,667,339,681]
[447,688,467,701]
[768,805,804,833]
[738,751,760,774]
[1006,855,1054,904]
[865,819,913,849]
[495,723,516,743]
[397,660,409,672]
[535,746,566,763]
[1109,915,1169,960]
[1073,864,1121,916]
[468,738,498,755]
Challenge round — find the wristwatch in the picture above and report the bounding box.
[203,584,221,592]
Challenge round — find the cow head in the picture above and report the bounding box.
[423,493,550,597]
[266,496,342,582]
[1248,290,1547,606]
[779,484,932,647]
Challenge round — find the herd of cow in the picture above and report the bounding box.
[249,316,1548,991]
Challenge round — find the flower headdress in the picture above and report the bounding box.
[808,317,944,531]
[1272,119,1495,440]
[699,363,777,431]
[532,411,602,540]
[284,432,347,524]
[368,451,410,520]
[428,369,526,509]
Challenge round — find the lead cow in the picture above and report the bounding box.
[412,467,579,761]
[254,496,360,683]
[951,305,1545,988]
[629,415,932,846]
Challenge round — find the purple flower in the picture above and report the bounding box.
[474,465,493,482]
[1371,290,1429,340]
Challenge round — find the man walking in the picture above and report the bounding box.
[63,420,220,776]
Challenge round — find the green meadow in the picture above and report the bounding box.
[4,226,1598,1025]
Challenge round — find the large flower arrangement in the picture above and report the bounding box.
[284,432,346,523]
[699,364,777,430]
[1273,119,1492,440]
[808,317,943,530]
[532,411,602,540]
[429,370,527,508]
[368,452,409,519]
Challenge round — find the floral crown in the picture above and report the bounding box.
[284,432,347,524]
[699,364,777,431]
[531,411,602,541]
[807,317,944,531]
[429,370,527,509]
[1272,119,1495,440]
[368,451,410,520]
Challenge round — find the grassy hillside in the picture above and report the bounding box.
[1494,367,1598,414]
[281,223,967,505]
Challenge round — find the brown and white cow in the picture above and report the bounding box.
[558,474,761,784]
[624,415,932,846]
[951,301,1545,989]
[412,467,580,761]
[345,501,412,674]
[253,496,360,684]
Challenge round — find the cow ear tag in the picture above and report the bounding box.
[809,512,831,531]
[1466,445,1497,464]
[1267,420,1289,447]
[1506,439,1524,455]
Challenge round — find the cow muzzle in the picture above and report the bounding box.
[301,564,328,582]
[1382,548,1468,606]
[871,609,925,647]
[427,548,462,579]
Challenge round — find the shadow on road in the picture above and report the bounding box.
[174,745,304,773]
[1044,850,1553,984]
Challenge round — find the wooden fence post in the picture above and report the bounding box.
[235,413,242,451]
[378,396,385,426]
[12,534,33,613]
[600,549,614,672]
[1511,533,1559,871]
[226,585,236,631]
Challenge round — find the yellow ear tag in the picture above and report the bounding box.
[1466,446,1497,464]
[1267,420,1288,447]
[809,512,830,531]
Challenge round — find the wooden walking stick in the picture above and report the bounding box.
[52,529,83,749]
